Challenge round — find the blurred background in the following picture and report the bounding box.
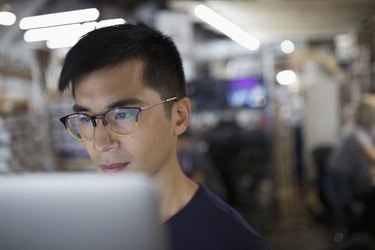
[0,0,375,249]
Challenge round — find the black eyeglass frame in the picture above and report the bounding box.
[59,97,177,141]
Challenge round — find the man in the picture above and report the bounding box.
[324,95,375,232]
[58,23,270,250]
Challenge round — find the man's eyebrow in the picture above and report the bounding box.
[72,98,144,113]
[72,104,88,113]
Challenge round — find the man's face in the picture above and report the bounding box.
[73,59,177,176]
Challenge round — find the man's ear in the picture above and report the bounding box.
[173,97,191,136]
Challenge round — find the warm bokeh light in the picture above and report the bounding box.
[0,11,16,26]
[19,8,99,30]
[194,4,260,51]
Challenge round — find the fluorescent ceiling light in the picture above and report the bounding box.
[24,19,125,43]
[46,37,80,49]
[19,8,99,30]
[24,23,84,42]
[36,18,125,49]
[194,4,260,51]
[96,18,126,28]
[0,11,16,26]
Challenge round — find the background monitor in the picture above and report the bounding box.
[226,76,267,109]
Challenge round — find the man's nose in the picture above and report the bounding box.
[92,120,119,152]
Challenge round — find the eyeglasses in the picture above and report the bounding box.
[60,97,177,141]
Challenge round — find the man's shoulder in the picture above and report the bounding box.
[193,186,265,237]
[165,186,271,250]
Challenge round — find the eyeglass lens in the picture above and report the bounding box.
[65,109,138,140]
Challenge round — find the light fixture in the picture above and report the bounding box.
[96,18,125,29]
[194,4,260,51]
[276,70,297,85]
[20,6,125,50]
[45,18,126,49]
[24,18,126,43]
[24,23,84,42]
[0,10,16,26]
[19,8,100,30]
[280,40,295,54]
[46,37,80,49]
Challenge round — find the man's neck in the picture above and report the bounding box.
[155,166,198,222]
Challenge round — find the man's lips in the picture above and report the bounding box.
[99,163,129,173]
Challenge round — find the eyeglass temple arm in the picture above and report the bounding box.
[140,97,177,111]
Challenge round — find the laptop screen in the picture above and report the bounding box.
[0,172,169,250]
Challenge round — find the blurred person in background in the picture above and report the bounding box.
[323,94,375,232]
[57,23,270,250]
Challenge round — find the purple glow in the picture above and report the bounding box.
[230,77,260,90]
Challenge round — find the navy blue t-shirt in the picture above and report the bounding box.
[164,186,271,250]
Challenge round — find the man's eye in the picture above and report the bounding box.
[115,111,131,120]
[79,116,92,124]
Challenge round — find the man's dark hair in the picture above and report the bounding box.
[58,23,186,103]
